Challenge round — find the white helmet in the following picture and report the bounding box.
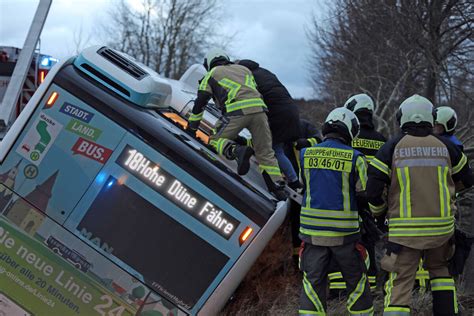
[435,106,457,133]
[323,107,360,141]
[204,48,229,70]
[344,93,375,112]
[397,94,434,127]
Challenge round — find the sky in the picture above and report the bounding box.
[0,0,326,99]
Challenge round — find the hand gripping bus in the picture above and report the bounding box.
[0,46,288,316]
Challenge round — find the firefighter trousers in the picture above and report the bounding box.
[210,112,282,182]
[327,242,376,293]
[381,241,457,315]
[299,242,374,316]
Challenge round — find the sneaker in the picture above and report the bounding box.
[288,180,303,191]
[271,183,288,201]
[234,145,254,175]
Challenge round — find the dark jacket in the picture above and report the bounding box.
[285,119,322,173]
[351,111,386,160]
[238,59,300,143]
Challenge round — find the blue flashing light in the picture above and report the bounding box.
[106,180,115,188]
[40,56,58,67]
[40,57,50,67]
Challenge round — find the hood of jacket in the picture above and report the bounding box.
[355,110,375,129]
[238,59,260,71]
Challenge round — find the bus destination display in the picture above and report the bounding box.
[116,145,240,239]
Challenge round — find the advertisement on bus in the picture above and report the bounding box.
[0,189,183,316]
[0,84,192,315]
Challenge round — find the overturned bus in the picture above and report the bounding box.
[0,46,287,316]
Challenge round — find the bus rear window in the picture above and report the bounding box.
[77,177,229,308]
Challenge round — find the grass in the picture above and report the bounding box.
[220,217,474,316]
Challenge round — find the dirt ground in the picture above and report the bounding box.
[220,218,474,316]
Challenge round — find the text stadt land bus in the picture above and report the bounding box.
[0,46,288,316]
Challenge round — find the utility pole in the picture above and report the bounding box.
[0,0,52,134]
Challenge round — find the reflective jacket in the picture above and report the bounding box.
[367,128,472,249]
[189,64,266,123]
[351,111,386,162]
[300,138,367,245]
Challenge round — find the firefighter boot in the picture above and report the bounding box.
[432,277,458,316]
[262,171,287,201]
[228,144,254,175]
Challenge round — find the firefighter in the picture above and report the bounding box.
[237,59,302,190]
[325,93,387,292]
[367,94,473,315]
[344,94,386,161]
[299,107,374,316]
[187,48,286,200]
[434,106,473,277]
[434,106,463,151]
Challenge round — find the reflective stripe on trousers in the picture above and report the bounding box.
[347,273,374,315]
[209,138,231,155]
[431,277,458,314]
[383,306,410,316]
[302,273,325,314]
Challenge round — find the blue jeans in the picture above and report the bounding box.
[273,142,298,183]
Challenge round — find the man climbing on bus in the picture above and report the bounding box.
[186,48,286,200]
[298,107,374,316]
[367,95,473,316]
[236,59,302,190]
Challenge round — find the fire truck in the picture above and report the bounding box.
[0,46,58,119]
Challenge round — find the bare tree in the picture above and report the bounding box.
[101,0,230,79]
[307,0,473,139]
[70,23,93,55]
[307,0,474,293]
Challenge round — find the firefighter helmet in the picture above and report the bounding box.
[344,93,375,113]
[203,48,230,71]
[396,94,434,128]
[435,106,457,133]
[322,107,360,141]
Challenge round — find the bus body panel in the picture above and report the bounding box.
[0,47,288,315]
[0,186,186,316]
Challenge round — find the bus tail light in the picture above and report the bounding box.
[45,91,59,109]
[239,227,253,246]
